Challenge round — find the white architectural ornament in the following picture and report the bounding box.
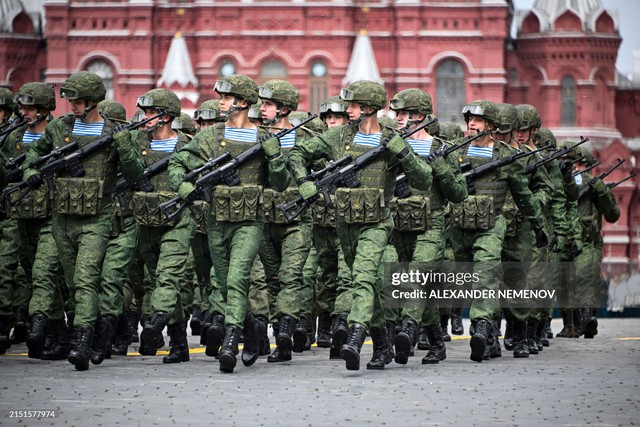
[342,29,383,87]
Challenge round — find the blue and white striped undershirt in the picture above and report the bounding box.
[279,132,296,148]
[72,120,104,137]
[467,145,494,159]
[22,131,44,144]
[225,127,258,143]
[353,131,382,147]
[408,136,433,157]
[150,137,179,153]
[574,174,583,186]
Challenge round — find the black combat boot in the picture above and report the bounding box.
[42,319,71,360]
[163,323,190,364]
[582,308,598,338]
[417,326,430,350]
[512,320,529,358]
[199,311,212,345]
[340,323,367,371]
[218,325,241,373]
[330,313,348,360]
[255,315,270,356]
[91,315,116,365]
[366,326,392,370]
[470,319,489,362]
[305,316,315,350]
[189,305,202,336]
[450,308,464,335]
[277,315,297,352]
[538,318,550,347]
[11,305,29,344]
[545,319,554,339]
[241,313,259,367]
[27,313,49,359]
[482,320,501,360]
[127,309,140,343]
[395,318,418,365]
[316,313,332,348]
[139,312,167,356]
[422,325,447,364]
[68,325,94,371]
[205,313,225,357]
[66,310,75,330]
[526,319,539,355]
[440,314,452,342]
[385,320,396,359]
[503,315,514,351]
[0,315,12,355]
[112,315,132,356]
[572,309,583,338]
[293,313,311,353]
[556,310,575,338]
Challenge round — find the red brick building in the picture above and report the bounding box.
[1,0,639,277]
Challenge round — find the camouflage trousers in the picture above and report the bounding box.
[0,218,30,316]
[259,217,312,322]
[309,224,349,318]
[501,220,532,322]
[52,204,112,327]
[574,241,603,309]
[191,231,211,312]
[336,210,393,332]
[138,210,196,326]
[248,257,270,320]
[450,215,507,323]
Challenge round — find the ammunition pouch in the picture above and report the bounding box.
[190,200,209,234]
[502,203,523,237]
[7,187,50,219]
[311,196,337,227]
[132,191,180,227]
[450,195,495,230]
[263,188,302,224]
[335,188,385,224]
[55,177,104,216]
[211,185,261,223]
[389,195,432,232]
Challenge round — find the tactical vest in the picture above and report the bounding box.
[263,127,312,224]
[53,114,117,216]
[450,141,508,230]
[390,138,446,232]
[334,125,395,224]
[207,123,270,223]
[5,126,51,219]
[132,130,190,227]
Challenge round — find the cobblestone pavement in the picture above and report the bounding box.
[1,318,638,426]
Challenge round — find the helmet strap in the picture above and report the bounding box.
[79,101,97,121]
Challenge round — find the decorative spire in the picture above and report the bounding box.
[342,29,383,87]
[157,32,199,105]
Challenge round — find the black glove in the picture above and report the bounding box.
[569,238,583,258]
[425,149,445,164]
[26,173,44,190]
[466,180,476,195]
[533,226,548,248]
[559,160,573,181]
[112,123,130,135]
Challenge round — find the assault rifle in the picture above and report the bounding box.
[3,110,165,205]
[159,113,318,221]
[577,158,625,201]
[0,116,28,139]
[462,144,550,195]
[524,136,589,175]
[394,131,487,198]
[4,142,80,184]
[278,117,438,223]
[607,172,636,189]
[571,161,600,178]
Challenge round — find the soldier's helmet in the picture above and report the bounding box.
[289,111,327,134]
[195,99,225,123]
[60,71,106,103]
[172,112,197,134]
[577,146,597,166]
[462,100,499,126]
[389,89,433,116]
[136,88,181,118]
[14,82,56,111]
[558,140,584,162]
[535,127,557,149]
[378,116,398,130]
[0,88,15,115]
[248,100,263,122]
[515,104,541,130]
[495,103,519,134]
[319,96,348,121]
[131,109,145,123]
[439,122,464,141]
[98,100,127,123]
[214,74,259,105]
[258,80,299,111]
[340,80,387,111]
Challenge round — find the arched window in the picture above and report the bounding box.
[258,60,287,85]
[219,60,236,77]
[309,60,328,115]
[561,76,576,126]
[436,59,465,124]
[86,59,115,101]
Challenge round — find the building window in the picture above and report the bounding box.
[436,59,465,125]
[258,60,287,84]
[309,60,328,115]
[220,61,236,77]
[86,59,114,100]
[561,76,576,126]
